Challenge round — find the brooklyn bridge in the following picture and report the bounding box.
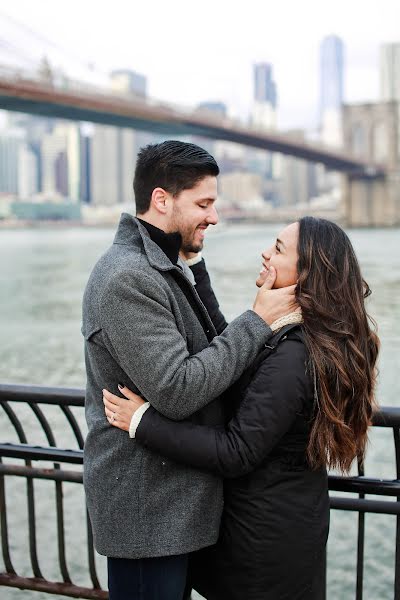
[0,72,399,227]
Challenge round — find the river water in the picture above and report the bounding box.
[0,222,399,599]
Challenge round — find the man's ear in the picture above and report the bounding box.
[151,187,170,215]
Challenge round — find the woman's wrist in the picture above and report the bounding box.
[129,402,151,438]
[183,252,203,267]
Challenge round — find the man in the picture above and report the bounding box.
[82,140,295,600]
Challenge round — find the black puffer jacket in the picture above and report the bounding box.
[136,326,329,599]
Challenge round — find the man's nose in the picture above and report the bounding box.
[206,205,218,225]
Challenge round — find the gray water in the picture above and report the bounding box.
[0,223,399,599]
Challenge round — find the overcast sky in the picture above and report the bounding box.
[1,0,399,130]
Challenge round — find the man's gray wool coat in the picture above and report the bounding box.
[82,213,271,559]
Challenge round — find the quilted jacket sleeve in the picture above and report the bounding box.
[136,337,309,477]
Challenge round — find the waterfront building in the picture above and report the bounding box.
[317,36,344,207]
[278,130,317,207]
[41,126,61,198]
[319,35,344,147]
[250,63,279,185]
[8,113,54,193]
[41,122,81,201]
[18,143,39,199]
[252,62,277,131]
[279,155,316,207]
[319,35,344,117]
[0,133,19,195]
[89,124,136,207]
[54,151,68,197]
[79,133,91,204]
[41,126,66,197]
[110,69,148,206]
[254,62,277,107]
[197,102,227,118]
[65,124,81,202]
[90,125,119,206]
[380,42,400,102]
[110,69,147,98]
[191,101,246,189]
[193,101,228,159]
[219,171,266,213]
[118,128,136,205]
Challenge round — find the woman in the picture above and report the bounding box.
[103,217,379,600]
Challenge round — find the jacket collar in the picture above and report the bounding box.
[113,213,180,272]
[137,218,181,265]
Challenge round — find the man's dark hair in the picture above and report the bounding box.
[133,140,220,214]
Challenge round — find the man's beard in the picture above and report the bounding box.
[181,230,203,254]
[170,207,204,253]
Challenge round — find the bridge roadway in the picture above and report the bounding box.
[0,76,386,177]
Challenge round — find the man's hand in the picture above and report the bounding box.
[252,266,298,325]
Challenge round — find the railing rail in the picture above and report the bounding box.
[1,383,400,599]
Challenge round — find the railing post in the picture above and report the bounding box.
[393,428,400,600]
[356,458,365,600]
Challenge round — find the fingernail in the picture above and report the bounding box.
[118,382,126,389]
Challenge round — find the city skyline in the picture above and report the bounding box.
[1,0,399,130]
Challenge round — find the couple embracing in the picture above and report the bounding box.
[82,141,379,600]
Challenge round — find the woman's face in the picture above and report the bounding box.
[256,222,299,289]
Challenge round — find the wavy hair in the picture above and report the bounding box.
[297,217,379,473]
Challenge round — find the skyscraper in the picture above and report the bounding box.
[251,63,278,179]
[80,134,91,204]
[319,35,344,114]
[380,43,400,102]
[41,123,81,201]
[193,102,228,158]
[319,35,344,146]
[18,143,39,198]
[254,63,277,107]
[0,134,19,194]
[90,125,119,206]
[319,35,344,120]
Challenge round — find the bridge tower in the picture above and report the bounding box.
[342,101,400,226]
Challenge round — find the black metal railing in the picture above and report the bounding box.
[1,383,400,599]
[0,383,105,599]
[328,406,400,600]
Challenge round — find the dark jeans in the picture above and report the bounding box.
[107,554,189,600]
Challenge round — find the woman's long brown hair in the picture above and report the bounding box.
[297,217,379,473]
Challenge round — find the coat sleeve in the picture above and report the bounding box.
[136,338,309,477]
[190,258,228,334]
[99,268,271,421]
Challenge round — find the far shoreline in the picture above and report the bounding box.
[1,217,399,231]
